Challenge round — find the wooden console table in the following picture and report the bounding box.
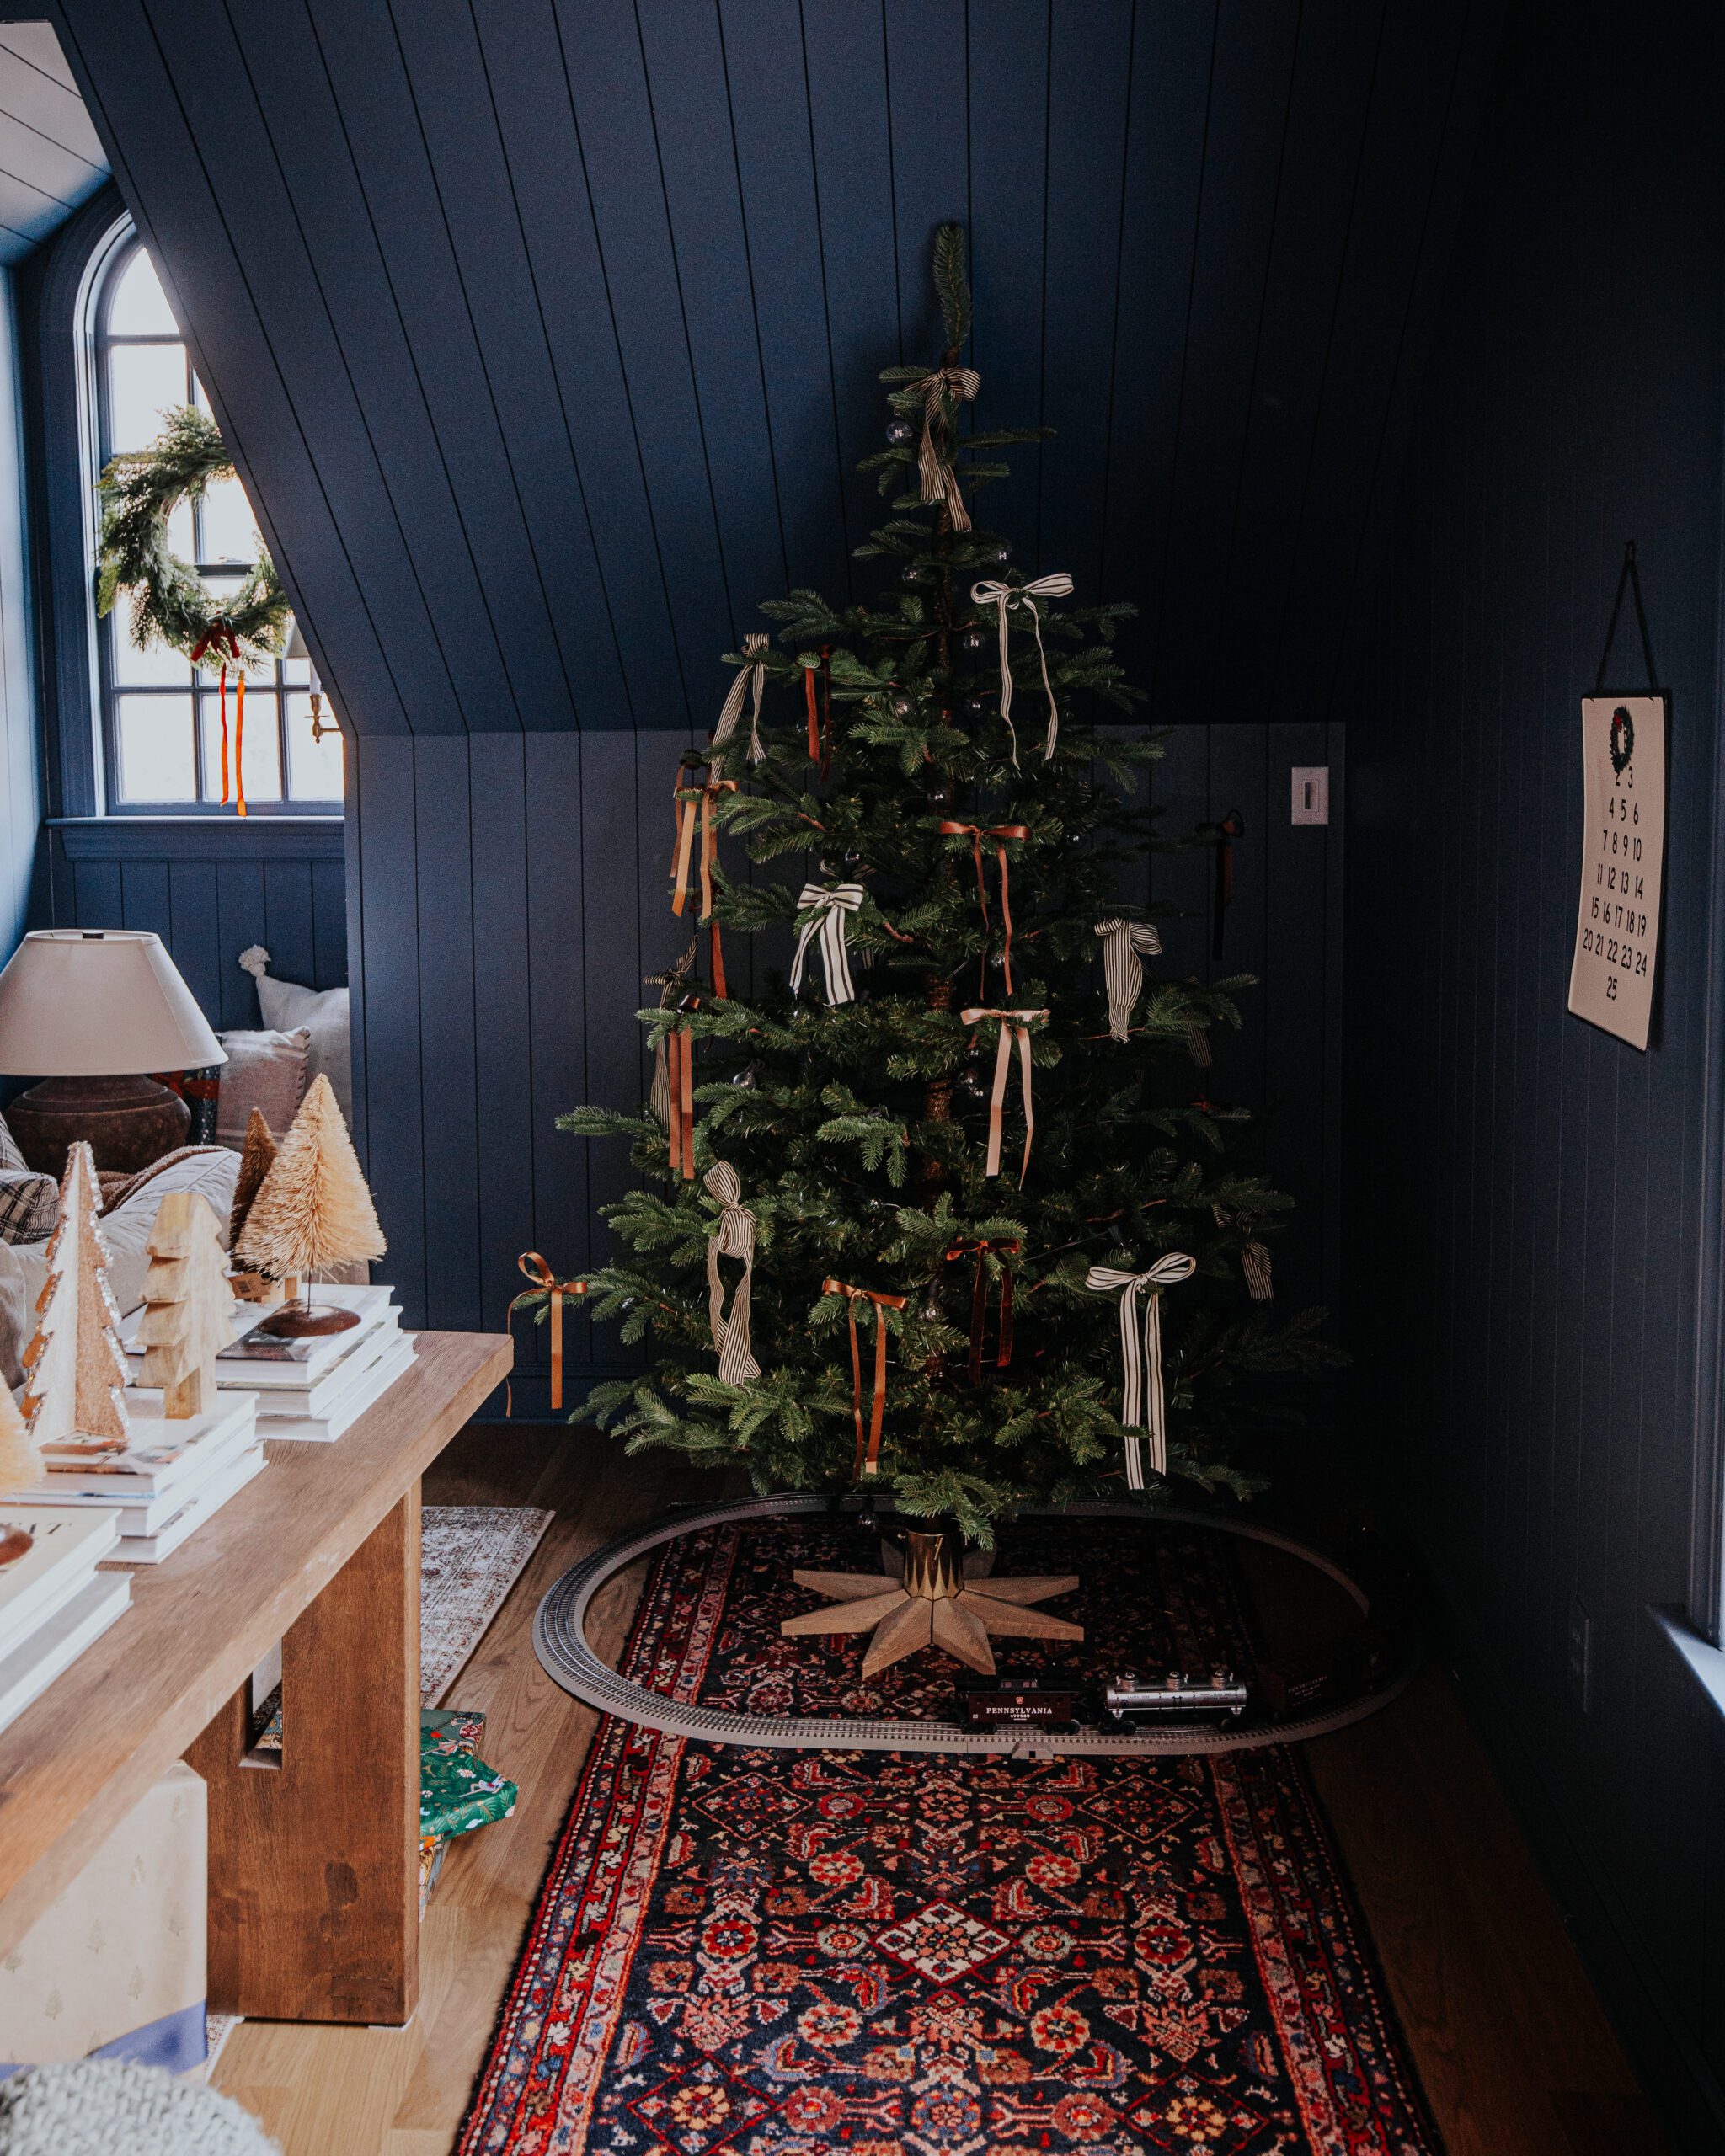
[0,1330,511,2027]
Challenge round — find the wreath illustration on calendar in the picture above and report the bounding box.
[1610,704,1635,775]
[94,404,289,667]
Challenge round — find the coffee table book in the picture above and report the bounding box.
[252,1329,415,1444]
[0,1507,121,1664]
[113,1443,266,1565]
[5,1392,257,1505]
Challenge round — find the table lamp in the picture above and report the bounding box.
[0,931,226,1172]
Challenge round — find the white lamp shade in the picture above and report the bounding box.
[0,931,226,1076]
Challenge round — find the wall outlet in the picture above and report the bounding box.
[1567,1596,1592,1711]
[1290,766,1329,824]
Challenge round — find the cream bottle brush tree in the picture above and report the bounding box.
[20,1141,130,1454]
[139,1192,235,1417]
[234,1074,386,1336]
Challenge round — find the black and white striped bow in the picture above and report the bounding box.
[909,364,981,530]
[790,883,865,1006]
[1094,918,1163,1041]
[704,1161,761,1385]
[712,632,768,764]
[969,573,1074,765]
[1085,1253,1196,1486]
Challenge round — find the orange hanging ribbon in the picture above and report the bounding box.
[190,620,241,809]
[506,1252,590,1413]
[822,1278,909,1479]
[943,1237,1021,1384]
[803,647,833,767]
[940,821,1028,993]
[670,765,739,994]
[665,1003,699,1181]
[804,659,820,761]
[960,1006,1049,1185]
[234,672,247,817]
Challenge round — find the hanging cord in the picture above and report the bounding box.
[1594,539,1661,692]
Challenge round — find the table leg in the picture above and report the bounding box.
[184,1487,421,2024]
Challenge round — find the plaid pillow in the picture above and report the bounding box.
[0,1166,56,1243]
[0,1110,25,1172]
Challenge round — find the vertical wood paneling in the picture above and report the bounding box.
[1353,0,1725,2137]
[0,271,37,960]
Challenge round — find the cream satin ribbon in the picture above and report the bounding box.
[712,632,769,763]
[703,1161,761,1385]
[791,883,865,1006]
[1094,917,1163,1040]
[969,573,1074,765]
[1085,1253,1197,1486]
[961,1006,1049,1185]
[909,364,981,530]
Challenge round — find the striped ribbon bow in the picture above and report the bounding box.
[1094,917,1163,1041]
[942,821,1028,994]
[822,1278,909,1479]
[1084,1252,1197,1486]
[909,363,981,531]
[507,1252,589,1413]
[712,632,768,764]
[960,1006,1049,1185]
[969,573,1073,766]
[791,883,866,1006]
[703,1161,761,1385]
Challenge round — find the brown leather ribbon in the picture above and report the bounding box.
[507,1252,589,1413]
[665,1002,700,1181]
[960,1006,1049,1185]
[670,767,739,994]
[940,820,1028,993]
[822,1277,908,1479]
[943,1237,1020,1383]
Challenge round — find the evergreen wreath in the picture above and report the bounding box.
[95,405,289,664]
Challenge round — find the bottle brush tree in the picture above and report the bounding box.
[553,227,1338,1548]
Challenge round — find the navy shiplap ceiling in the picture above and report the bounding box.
[50,0,1498,739]
[0,21,107,264]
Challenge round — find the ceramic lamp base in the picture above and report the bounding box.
[5,1073,190,1174]
[256,1300,362,1339]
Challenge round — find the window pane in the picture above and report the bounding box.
[199,474,259,564]
[112,627,191,689]
[200,689,281,803]
[286,692,344,803]
[107,248,178,336]
[116,695,195,802]
[106,342,187,454]
[166,499,194,558]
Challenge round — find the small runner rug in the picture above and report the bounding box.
[458,1516,1440,2155]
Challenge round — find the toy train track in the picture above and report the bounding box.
[533,1493,1421,1758]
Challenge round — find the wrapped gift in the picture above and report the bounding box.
[0,1764,206,2079]
[420,1745,517,1843]
[419,1709,509,1912]
[422,1706,486,1758]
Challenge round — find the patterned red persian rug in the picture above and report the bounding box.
[458,1517,1441,2155]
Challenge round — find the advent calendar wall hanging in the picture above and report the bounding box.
[1569,541,1666,1051]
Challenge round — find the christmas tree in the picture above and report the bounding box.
[20,1141,130,1454]
[234,1075,385,1332]
[139,1192,234,1417]
[555,227,1337,1549]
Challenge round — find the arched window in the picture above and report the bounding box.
[87,227,343,812]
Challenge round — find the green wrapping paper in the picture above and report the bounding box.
[420,1743,517,1841]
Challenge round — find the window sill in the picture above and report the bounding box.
[1649,1604,1725,1729]
[50,816,345,861]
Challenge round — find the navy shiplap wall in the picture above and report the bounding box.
[0,269,36,958]
[344,723,1343,1416]
[43,0,1481,1408]
[41,819,346,1025]
[1352,0,1725,2142]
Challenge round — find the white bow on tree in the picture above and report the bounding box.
[969,572,1074,765]
[791,883,865,1006]
[1093,917,1163,1041]
[712,632,768,764]
[703,1161,761,1385]
[1084,1252,1197,1486]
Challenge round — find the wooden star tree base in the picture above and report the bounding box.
[782,1526,1082,1677]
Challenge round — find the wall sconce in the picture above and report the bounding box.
[284,616,340,744]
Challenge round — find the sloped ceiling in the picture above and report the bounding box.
[50,0,1498,738]
[0,21,106,264]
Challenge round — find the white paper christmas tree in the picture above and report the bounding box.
[20,1142,130,1454]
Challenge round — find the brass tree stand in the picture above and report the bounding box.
[781,1526,1082,1677]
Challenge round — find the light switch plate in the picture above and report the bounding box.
[1290,766,1329,825]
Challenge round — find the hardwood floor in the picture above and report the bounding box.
[211,1427,1669,2155]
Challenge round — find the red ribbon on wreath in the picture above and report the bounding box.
[190,620,245,815]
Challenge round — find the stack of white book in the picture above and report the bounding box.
[120,1283,414,1444]
[0,1506,130,1730]
[2,1392,263,1566]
